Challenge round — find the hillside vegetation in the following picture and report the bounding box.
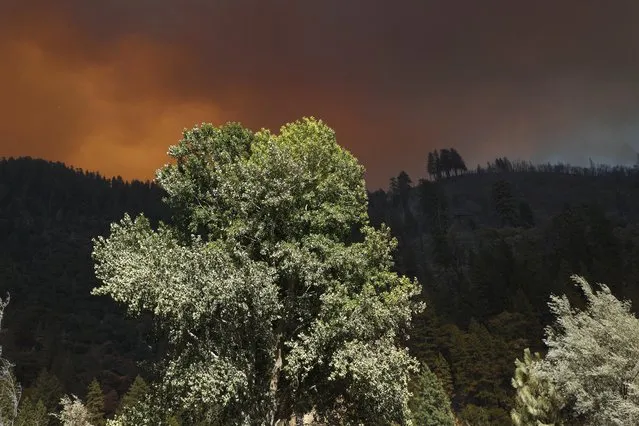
[2,139,639,423]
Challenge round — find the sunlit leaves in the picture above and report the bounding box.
[535,275,639,425]
[93,117,421,424]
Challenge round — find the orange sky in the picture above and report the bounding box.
[2,0,639,188]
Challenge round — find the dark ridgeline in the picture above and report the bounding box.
[2,153,639,423]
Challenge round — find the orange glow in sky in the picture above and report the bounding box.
[2,1,639,188]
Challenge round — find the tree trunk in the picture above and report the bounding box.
[269,276,297,425]
[269,333,283,426]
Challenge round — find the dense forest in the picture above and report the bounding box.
[3,136,639,425]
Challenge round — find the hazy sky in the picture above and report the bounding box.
[2,0,639,188]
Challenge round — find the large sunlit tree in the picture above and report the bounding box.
[93,117,422,425]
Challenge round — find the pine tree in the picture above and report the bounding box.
[390,171,412,212]
[492,179,518,227]
[449,148,467,176]
[417,179,449,243]
[511,348,564,426]
[431,352,454,400]
[408,364,455,426]
[433,150,442,179]
[85,379,105,426]
[494,157,513,172]
[459,403,511,425]
[439,149,453,177]
[427,151,437,180]
[31,369,64,413]
[390,171,414,233]
[16,397,48,426]
[117,376,149,415]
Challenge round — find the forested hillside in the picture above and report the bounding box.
[2,152,639,424]
[372,154,639,423]
[0,157,168,417]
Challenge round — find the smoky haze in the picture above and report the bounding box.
[2,0,639,187]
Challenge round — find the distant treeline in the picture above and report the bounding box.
[426,148,639,181]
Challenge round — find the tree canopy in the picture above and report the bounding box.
[426,148,467,179]
[408,363,455,426]
[514,275,639,425]
[0,296,20,426]
[92,117,422,425]
[511,348,564,426]
[539,275,639,425]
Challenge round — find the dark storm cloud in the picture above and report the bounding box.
[2,0,639,187]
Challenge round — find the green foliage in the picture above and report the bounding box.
[431,353,454,400]
[0,296,20,425]
[448,320,511,409]
[408,364,455,426]
[110,377,191,426]
[0,362,20,425]
[54,395,93,426]
[85,379,105,426]
[8,152,639,422]
[458,403,510,425]
[536,275,639,425]
[15,396,48,426]
[511,348,564,426]
[30,369,64,413]
[92,118,422,424]
[117,376,149,415]
[165,416,181,426]
[107,393,185,426]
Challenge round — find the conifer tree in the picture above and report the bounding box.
[15,396,48,426]
[117,376,149,415]
[511,348,564,426]
[31,369,63,413]
[85,379,105,426]
[431,352,454,400]
[449,148,467,176]
[439,149,453,177]
[408,364,455,426]
[492,179,518,226]
[427,151,437,179]
[433,150,442,179]
[417,179,449,240]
